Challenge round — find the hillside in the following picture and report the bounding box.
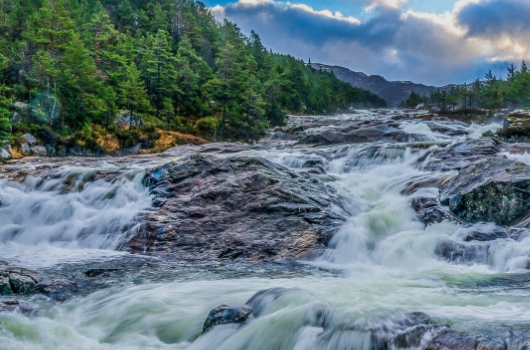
[311,63,438,107]
[0,0,386,151]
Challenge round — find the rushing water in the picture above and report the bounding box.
[2,111,530,350]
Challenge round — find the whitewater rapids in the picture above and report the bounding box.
[1,110,529,350]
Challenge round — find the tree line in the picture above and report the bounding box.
[0,0,386,143]
[401,61,530,112]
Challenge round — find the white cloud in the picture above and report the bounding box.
[211,0,529,85]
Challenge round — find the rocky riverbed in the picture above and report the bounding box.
[2,109,530,349]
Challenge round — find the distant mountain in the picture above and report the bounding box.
[311,63,439,107]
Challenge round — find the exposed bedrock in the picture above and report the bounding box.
[439,157,530,226]
[127,151,347,262]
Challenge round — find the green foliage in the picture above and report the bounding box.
[0,86,11,140]
[3,0,386,142]
[428,63,530,112]
[400,91,426,108]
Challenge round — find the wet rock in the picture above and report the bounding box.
[427,330,516,350]
[297,120,428,146]
[401,173,453,196]
[31,146,47,157]
[412,197,456,226]
[84,268,122,277]
[8,273,37,294]
[22,134,37,145]
[455,223,509,242]
[439,158,530,226]
[423,137,500,171]
[0,300,19,312]
[343,312,438,350]
[0,268,70,299]
[435,241,490,265]
[497,110,530,142]
[246,288,296,317]
[202,305,253,333]
[128,150,346,262]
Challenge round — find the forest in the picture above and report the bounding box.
[400,62,530,112]
[0,0,386,147]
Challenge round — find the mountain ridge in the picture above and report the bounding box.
[311,63,440,107]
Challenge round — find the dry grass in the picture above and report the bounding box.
[141,129,208,154]
[94,131,121,154]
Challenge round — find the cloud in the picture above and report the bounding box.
[456,0,530,50]
[212,0,527,85]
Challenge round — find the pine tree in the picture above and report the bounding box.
[122,62,150,127]
[0,85,11,140]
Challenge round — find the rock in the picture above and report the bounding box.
[455,222,509,242]
[297,119,428,146]
[423,138,500,171]
[31,146,47,157]
[355,312,437,350]
[435,241,490,265]
[497,110,530,142]
[202,305,253,333]
[425,329,530,350]
[439,158,530,226]
[22,134,37,145]
[127,150,346,262]
[20,143,31,156]
[0,148,10,160]
[0,300,19,312]
[84,268,122,277]
[412,197,457,226]
[8,273,37,294]
[0,268,69,299]
[246,288,296,317]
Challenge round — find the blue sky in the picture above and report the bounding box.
[207,0,530,85]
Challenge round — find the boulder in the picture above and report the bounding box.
[497,110,530,142]
[22,134,37,145]
[439,158,530,226]
[411,197,462,226]
[31,146,47,157]
[20,143,31,156]
[423,137,500,171]
[427,329,530,350]
[0,268,69,299]
[0,148,10,160]
[127,150,346,262]
[202,305,253,333]
[297,120,428,146]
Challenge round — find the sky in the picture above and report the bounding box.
[202,0,530,86]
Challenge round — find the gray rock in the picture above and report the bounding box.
[297,120,428,146]
[423,137,500,171]
[22,134,37,145]
[8,273,37,294]
[127,149,346,262]
[20,143,31,156]
[439,158,530,226]
[0,148,10,160]
[497,110,530,142]
[202,305,253,333]
[31,146,47,157]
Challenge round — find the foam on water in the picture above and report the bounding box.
[1,112,529,349]
[0,166,150,252]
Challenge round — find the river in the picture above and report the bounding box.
[1,110,530,350]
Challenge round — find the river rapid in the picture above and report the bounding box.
[1,110,529,350]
